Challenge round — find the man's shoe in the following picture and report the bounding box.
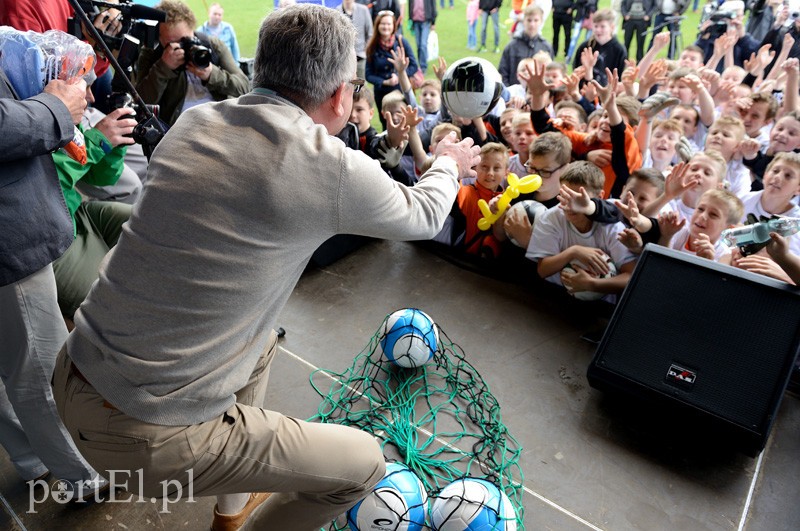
[211,492,271,531]
[494,47,500,53]
[479,46,487,52]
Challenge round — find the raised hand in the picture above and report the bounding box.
[388,45,409,74]
[663,162,698,200]
[433,56,447,81]
[657,210,686,241]
[618,228,644,254]
[558,184,595,215]
[580,47,599,80]
[738,137,761,161]
[384,109,409,149]
[591,67,618,108]
[613,191,644,230]
[401,104,423,128]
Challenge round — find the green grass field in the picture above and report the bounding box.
[182,0,708,68]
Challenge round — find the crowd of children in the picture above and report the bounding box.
[350,5,800,299]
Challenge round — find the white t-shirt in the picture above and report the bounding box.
[667,197,695,222]
[526,206,637,286]
[740,191,800,255]
[726,158,752,198]
[181,72,215,113]
[670,226,729,261]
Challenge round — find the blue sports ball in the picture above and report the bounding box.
[380,309,438,368]
[347,462,428,531]
[430,478,517,531]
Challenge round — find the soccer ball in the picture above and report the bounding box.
[380,309,438,368]
[562,254,618,301]
[441,57,503,119]
[430,478,517,531]
[347,462,428,531]
[505,200,547,247]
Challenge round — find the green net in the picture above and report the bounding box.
[309,309,525,530]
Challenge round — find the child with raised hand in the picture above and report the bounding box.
[643,152,726,220]
[454,142,508,257]
[558,167,665,254]
[658,188,744,262]
[527,62,642,198]
[528,161,638,297]
[741,111,800,187]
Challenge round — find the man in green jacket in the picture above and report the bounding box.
[135,0,249,126]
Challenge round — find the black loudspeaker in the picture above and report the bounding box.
[587,245,800,456]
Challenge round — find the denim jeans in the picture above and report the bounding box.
[0,264,101,483]
[412,20,431,73]
[480,10,500,48]
[566,20,592,62]
[468,20,478,49]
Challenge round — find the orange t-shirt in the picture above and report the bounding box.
[555,123,642,199]
[457,182,502,254]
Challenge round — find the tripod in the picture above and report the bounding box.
[643,14,686,60]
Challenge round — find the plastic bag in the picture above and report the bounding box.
[0,27,95,164]
[0,27,95,97]
[427,30,439,62]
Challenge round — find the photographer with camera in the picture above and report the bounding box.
[759,5,800,74]
[135,0,248,126]
[695,0,761,72]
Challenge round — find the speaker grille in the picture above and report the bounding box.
[595,248,800,433]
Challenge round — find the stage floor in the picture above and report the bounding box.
[2,240,798,530]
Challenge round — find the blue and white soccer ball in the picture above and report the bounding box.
[430,478,517,531]
[380,309,439,368]
[441,57,503,119]
[347,462,428,531]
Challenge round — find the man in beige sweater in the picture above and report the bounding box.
[53,4,479,531]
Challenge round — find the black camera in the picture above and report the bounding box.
[105,92,163,145]
[179,36,212,68]
[706,9,737,37]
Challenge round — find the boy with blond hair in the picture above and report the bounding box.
[508,112,537,177]
[499,5,554,87]
[571,9,627,85]
[644,151,728,221]
[455,143,508,256]
[704,115,750,197]
[659,188,744,262]
[528,161,638,297]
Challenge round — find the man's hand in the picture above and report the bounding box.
[434,133,481,180]
[44,79,87,124]
[162,42,185,70]
[558,184,595,216]
[93,108,137,147]
[187,63,213,81]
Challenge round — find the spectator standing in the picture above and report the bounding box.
[622,0,654,61]
[695,0,760,71]
[340,0,374,80]
[648,0,689,58]
[467,0,480,50]
[552,0,574,57]
[136,0,249,126]
[499,6,554,86]
[197,3,240,63]
[479,0,503,53]
[408,0,437,73]
[0,69,106,494]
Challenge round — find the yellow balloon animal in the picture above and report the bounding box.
[476,173,542,231]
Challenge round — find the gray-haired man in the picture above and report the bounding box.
[53,4,479,530]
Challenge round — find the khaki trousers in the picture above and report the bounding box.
[53,330,385,530]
